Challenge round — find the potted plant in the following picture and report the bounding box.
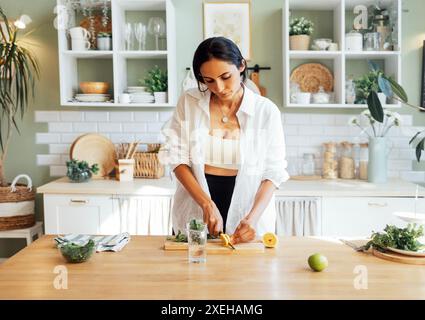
[361,61,425,161]
[141,65,168,103]
[289,17,314,50]
[0,7,40,230]
[353,69,387,105]
[96,31,112,51]
[66,159,99,183]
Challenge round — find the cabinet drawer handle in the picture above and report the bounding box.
[368,202,388,207]
[70,199,89,204]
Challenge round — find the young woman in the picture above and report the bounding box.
[161,37,289,244]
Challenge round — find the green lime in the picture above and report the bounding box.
[308,253,328,272]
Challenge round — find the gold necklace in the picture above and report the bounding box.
[215,87,243,123]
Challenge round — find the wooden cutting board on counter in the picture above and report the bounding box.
[372,249,425,265]
[164,239,265,254]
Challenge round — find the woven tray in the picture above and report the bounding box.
[290,63,334,93]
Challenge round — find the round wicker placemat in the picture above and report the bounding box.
[290,63,334,93]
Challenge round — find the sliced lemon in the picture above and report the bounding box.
[262,232,278,248]
[220,233,231,247]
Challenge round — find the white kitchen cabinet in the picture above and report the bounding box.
[321,197,423,237]
[43,193,173,235]
[44,194,118,234]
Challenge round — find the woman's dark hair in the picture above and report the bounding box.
[192,37,247,92]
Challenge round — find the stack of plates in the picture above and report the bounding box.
[130,92,154,103]
[126,86,147,94]
[75,94,111,102]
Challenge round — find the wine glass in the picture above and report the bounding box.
[134,22,147,51]
[147,17,166,50]
[124,22,133,50]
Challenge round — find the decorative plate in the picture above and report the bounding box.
[70,134,116,178]
[290,63,334,93]
[393,211,425,224]
[386,247,425,257]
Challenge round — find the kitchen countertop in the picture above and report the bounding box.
[0,235,424,299]
[37,176,425,197]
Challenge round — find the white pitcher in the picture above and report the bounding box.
[69,27,90,40]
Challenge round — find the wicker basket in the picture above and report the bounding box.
[0,174,35,231]
[133,143,164,179]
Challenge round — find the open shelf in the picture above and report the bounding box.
[57,0,176,107]
[283,0,401,109]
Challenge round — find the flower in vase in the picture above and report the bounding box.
[350,109,402,138]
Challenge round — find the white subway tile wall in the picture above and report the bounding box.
[35,111,422,183]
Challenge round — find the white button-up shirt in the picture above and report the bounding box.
[159,84,289,236]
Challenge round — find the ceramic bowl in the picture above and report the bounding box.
[313,38,332,50]
[79,81,109,94]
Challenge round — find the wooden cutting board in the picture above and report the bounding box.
[164,239,265,254]
[372,249,425,265]
[70,133,116,179]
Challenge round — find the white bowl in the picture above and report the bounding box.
[393,211,425,224]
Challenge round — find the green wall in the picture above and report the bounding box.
[1,0,424,257]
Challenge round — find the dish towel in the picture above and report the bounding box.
[339,238,370,252]
[54,233,131,252]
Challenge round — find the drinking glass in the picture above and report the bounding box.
[147,17,166,50]
[124,22,133,50]
[186,221,207,263]
[134,22,147,51]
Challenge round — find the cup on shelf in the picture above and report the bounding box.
[119,93,131,104]
[295,92,311,104]
[328,42,338,51]
[69,27,90,40]
[97,37,112,51]
[71,38,91,51]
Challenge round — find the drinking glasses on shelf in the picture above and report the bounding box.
[147,17,166,50]
[134,22,147,51]
[124,22,133,50]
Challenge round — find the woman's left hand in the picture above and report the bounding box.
[230,219,256,244]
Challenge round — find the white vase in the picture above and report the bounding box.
[377,92,387,106]
[154,92,167,104]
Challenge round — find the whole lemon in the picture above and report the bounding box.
[308,253,328,272]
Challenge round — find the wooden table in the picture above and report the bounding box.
[0,235,424,299]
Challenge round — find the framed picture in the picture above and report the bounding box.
[421,40,425,111]
[203,2,252,60]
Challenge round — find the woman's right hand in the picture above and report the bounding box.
[201,200,223,236]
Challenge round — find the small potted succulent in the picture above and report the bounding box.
[96,32,112,51]
[66,159,99,182]
[141,65,168,103]
[289,17,314,50]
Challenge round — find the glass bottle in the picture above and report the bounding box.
[302,153,315,176]
[339,141,355,179]
[322,142,338,179]
[359,142,369,180]
[345,76,356,104]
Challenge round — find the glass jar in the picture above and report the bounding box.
[339,141,355,179]
[345,77,356,104]
[302,153,315,176]
[322,142,338,179]
[312,86,330,104]
[359,142,369,180]
[364,32,380,51]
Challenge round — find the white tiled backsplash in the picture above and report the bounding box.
[35,111,425,183]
